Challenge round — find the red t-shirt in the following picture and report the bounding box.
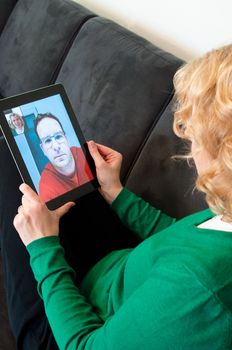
[39,146,94,202]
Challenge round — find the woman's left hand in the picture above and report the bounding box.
[14,183,75,246]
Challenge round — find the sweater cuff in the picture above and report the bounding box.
[26,235,60,255]
[110,187,134,211]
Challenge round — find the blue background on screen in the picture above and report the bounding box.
[11,94,81,192]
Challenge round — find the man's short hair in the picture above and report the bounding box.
[34,113,65,141]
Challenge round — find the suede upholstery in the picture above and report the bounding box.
[0,0,95,97]
[0,1,207,349]
[0,0,18,34]
[125,99,207,218]
[56,17,182,180]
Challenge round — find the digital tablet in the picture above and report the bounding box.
[0,83,99,210]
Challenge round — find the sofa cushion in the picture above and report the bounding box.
[125,99,207,218]
[0,0,95,97]
[56,17,183,180]
[0,0,18,35]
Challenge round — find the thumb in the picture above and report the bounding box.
[88,140,104,166]
[55,202,75,218]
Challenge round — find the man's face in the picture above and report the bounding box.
[37,117,73,171]
[11,114,24,129]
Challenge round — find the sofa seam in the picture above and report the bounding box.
[0,0,18,36]
[123,91,175,184]
[49,14,97,84]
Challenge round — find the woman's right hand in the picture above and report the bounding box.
[87,140,123,204]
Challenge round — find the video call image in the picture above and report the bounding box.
[4,94,94,203]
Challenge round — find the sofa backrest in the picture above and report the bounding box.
[56,17,181,176]
[0,0,95,97]
[125,99,207,218]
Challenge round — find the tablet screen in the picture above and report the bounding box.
[0,84,98,209]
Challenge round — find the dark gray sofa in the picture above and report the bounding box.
[0,0,207,348]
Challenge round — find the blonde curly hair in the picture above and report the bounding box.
[173,44,232,222]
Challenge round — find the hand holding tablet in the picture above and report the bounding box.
[13,183,75,246]
[0,84,99,209]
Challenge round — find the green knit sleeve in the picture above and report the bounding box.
[111,187,176,240]
[27,237,226,350]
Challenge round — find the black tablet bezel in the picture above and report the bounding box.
[0,83,99,210]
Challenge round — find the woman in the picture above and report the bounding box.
[9,112,26,135]
[2,44,232,349]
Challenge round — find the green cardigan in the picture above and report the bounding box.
[27,188,232,349]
